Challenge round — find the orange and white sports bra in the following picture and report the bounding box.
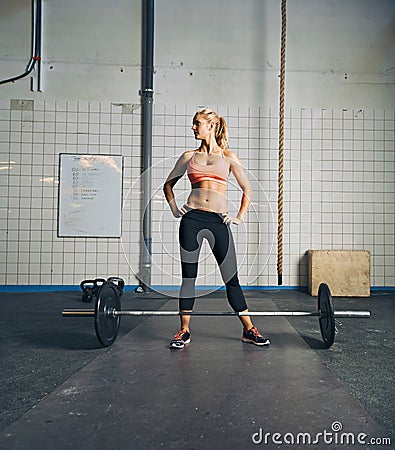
[187,152,230,186]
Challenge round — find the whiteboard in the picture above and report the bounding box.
[58,154,123,237]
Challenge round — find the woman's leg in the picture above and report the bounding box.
[209,220,255,330]
[178,213,203,331]
[179,278,194,331]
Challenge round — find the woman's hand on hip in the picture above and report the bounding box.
[222,214,241,226]
[173,205,188,218]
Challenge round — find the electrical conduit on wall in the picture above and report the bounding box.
[0,0,42,91]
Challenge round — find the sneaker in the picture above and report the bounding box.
[242,326,270,346]
[170,329,191,349]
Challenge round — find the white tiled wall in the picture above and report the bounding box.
[0,99,394,288]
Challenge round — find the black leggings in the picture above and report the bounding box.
[178,209,247,312]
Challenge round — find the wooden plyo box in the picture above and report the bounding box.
[308,250,370,297]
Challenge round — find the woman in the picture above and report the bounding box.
[163,109,270,349]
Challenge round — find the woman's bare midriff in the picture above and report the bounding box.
[185,181,228,214]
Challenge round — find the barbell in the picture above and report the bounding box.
[61,281,371,348]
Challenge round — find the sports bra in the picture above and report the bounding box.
[187,152,230,185]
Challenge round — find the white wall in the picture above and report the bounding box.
[0,0,142,102]
[155,0,395,108]
[1,0,394,106]
[0,0,394,288]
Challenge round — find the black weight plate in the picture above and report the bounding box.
[318,283,335,348]
[107,277,125,295]
[94,281,121,347]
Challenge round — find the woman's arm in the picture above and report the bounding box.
[227,151,252,223]
[163,152,190,217]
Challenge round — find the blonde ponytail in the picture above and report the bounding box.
[215,116,229,149]
[194,109,229,149]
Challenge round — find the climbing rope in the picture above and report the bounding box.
[277,0,287,285]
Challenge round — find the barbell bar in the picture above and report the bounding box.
[61,281,371,349]
[62,310,369,318]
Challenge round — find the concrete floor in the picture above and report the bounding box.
[0,289,393,449]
